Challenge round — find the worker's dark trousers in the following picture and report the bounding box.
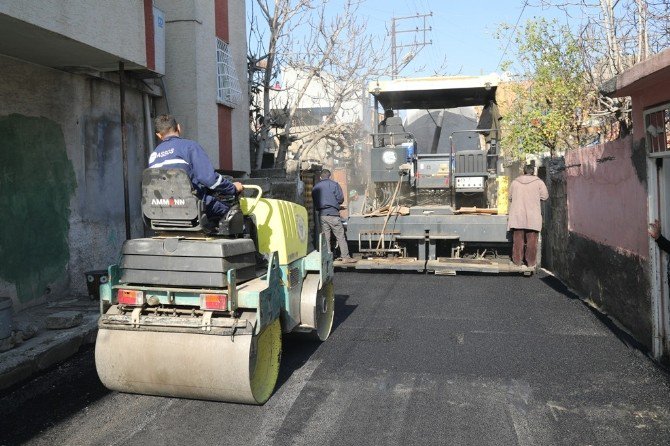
[512,229,539,267]
[320,215,350,258]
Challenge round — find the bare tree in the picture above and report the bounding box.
[635,0,650,61]
[249,0,390,170]
[248,0,314,170]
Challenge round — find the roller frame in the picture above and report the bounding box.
[95,242,334,404]
[274,233,334,334]
[303,233,335,286]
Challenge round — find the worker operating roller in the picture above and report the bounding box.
[149,114,243,217]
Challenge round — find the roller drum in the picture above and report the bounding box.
[95,318,282,405]
[298,275,335,341]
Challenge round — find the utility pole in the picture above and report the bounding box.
[389,13,433,79]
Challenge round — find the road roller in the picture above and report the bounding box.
[95,168,334,404]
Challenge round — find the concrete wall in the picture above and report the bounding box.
[544,138,653,348]
[156,0,250,173]
[0,0,250,311]
[545,50,670,361]
[229,0,251,173]
[0,55,147,310]
[0,0,147,67]
[565,136,648,257]
[155,0,214,157]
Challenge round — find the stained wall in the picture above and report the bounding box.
[0,55,147,310]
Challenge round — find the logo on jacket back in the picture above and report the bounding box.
[151,197,186,207]
[149,148,175,165]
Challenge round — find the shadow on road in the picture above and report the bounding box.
[539,273,581,300]
[0,345,111,446]
[331,293,357,334]
[0,295,360,444]
[540,272,662,364]
[275,293,357,392]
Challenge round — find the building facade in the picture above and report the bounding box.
[0,0,249,310]
[156,0,249,172]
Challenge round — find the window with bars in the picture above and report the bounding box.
[645,103,670,156]
[216,38,242,107]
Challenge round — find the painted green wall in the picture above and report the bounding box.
[0,114,76,303]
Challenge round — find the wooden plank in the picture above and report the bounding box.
[454,207,499,215]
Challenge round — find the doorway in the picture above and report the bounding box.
[648,153,670,360]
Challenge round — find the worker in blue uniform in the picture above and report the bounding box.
[149,114,243,217]
[312,169,356,263]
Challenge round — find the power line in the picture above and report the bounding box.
[390,12,433,78]
[496,0,529,71]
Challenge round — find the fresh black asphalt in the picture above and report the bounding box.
[1,271,669,445]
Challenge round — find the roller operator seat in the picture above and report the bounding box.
[141,168,244,236]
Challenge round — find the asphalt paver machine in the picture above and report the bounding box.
[95,168,334,404]
[339,75,529,274]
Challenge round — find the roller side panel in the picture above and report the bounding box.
[278,259,306,334]
[304,234,334,286]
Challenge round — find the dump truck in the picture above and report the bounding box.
[95,169,334,404]
[336,75,530,275]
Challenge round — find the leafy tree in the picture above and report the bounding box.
[532,1,670,143]
[498,18,589,159]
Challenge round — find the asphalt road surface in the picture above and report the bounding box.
[2,271,670,445]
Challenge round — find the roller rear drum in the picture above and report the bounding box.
[95,317,282,405]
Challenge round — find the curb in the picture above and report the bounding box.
[0,314,98,391]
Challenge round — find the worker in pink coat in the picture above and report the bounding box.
[507,164,549,268]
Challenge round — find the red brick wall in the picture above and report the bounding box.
[215,0,229,41]
[143,0,155,71]
[217,105,233,170]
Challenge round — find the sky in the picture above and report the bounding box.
[246,0,576,78]
[358,0,570,77]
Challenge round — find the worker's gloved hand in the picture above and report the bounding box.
[649,219,661,240]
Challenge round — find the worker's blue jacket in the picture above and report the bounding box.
[312,178,344,217]
[148,136,236,216]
